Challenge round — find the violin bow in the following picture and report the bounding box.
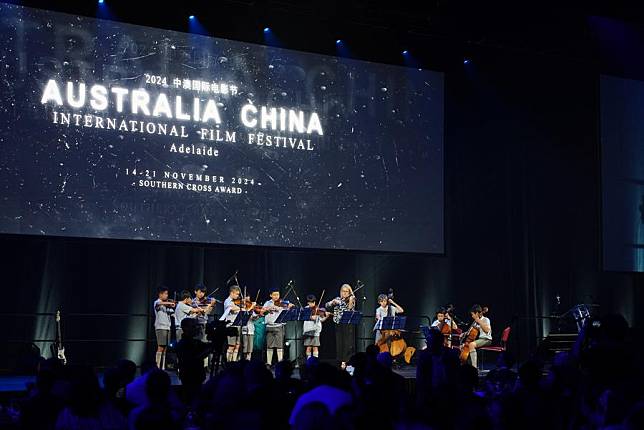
[205,287,219,300]
[315,289,326,322]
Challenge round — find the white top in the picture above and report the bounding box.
[220,296,238,323]
[303,311,326,336]
[153,299,174,330]
[242,313,257,335]
[476,316,492,340]
[263,300,285,327]
[174,302,193,328]
[431,318,453,328]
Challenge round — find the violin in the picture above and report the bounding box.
[193,297,219,310]
[234,296,264,313]
[158,299,176,308]
[311,306,327,317]
[265,299,292,313]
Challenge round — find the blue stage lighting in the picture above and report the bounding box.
[402,50,409,55]
[264,27,270,33]
[189,15,195,20]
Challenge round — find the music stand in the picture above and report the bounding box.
[297,307,313,321]
[231,311,252,328]
[339,310,363,325]
[380,316,407,330]
[274,309,289,324]
[230,311,252,362]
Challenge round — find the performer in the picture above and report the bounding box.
[192,284,215,341]
[463,304,492,368]
[153,286,175,369]
[373,293,404,344]
[241,297,261,361]
[431,307,458,330]
[220,285,242,362]
[174,290,201,340]
[325,284,356,368]
[263,288,294,365]
[303,294,328,358]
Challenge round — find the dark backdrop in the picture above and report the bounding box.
[1,47,643,372]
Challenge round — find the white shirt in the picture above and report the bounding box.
[431,318,454,328]
[476,316,492,340]
[263,300,285,327]
[219,296,238,323]
[303,311,326,336]
[242,313,257,335]
[153,299,174,330]
[174,302,193,328]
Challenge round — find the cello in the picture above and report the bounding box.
[437,305,458,347]
[375,290,415,363]
[459,306,488,364]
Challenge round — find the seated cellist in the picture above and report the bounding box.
[463,304,492,368]
[431,307,458,330]
[431,307,458,347]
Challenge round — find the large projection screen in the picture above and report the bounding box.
[0,3,444,253]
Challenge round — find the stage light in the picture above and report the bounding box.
[189,15,195,20]
[336,39,342,45]
[264,27,270,33]
[463,58,470,64]
[402,50,409,55]
[98,0,104,4]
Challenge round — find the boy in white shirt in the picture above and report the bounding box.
[373,293,404,344]
[153,286,175,369]
[302,294,328,358]
[220,285,242,362]
[465,304,492,368]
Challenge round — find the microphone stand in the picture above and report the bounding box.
[288,281,303,367]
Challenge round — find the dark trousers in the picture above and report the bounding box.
[335,323,356,363]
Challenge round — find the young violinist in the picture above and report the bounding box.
[374,293,404,344]
[325,284,357,368]
[241,296,261,361]
[303,294,328,358]
[220,285,242,362]
[263,288,294,365]
[153,286,175,370]
[192,284,215,341]
[175,290,201,340]
[464,304,492,368]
